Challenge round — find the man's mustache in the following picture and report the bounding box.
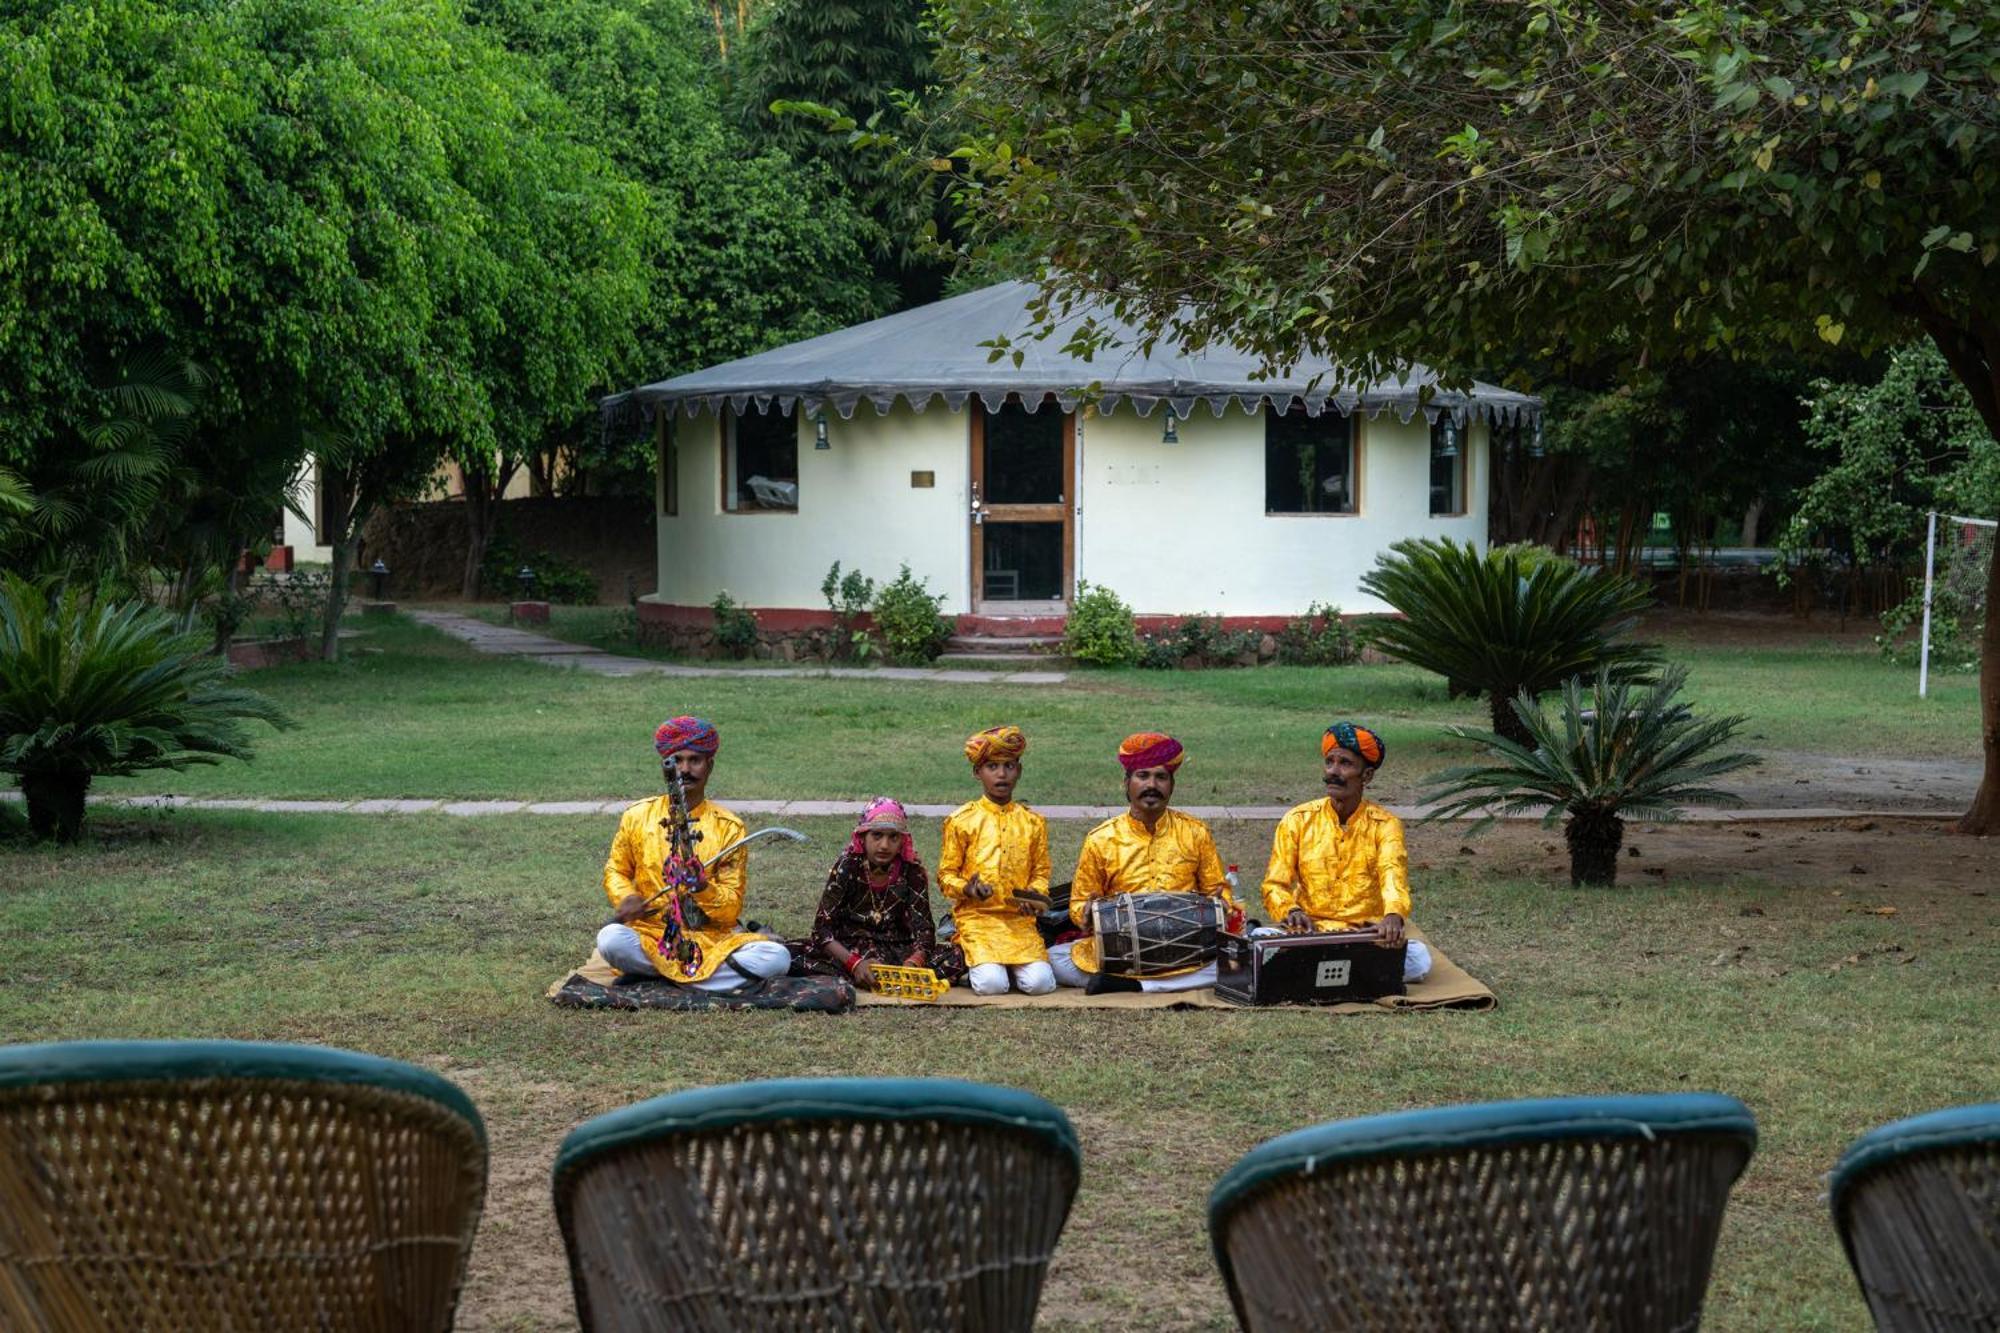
[1137,788,1166,800]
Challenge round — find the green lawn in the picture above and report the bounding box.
[4,809,1991,1330]
[95,611,1981,806]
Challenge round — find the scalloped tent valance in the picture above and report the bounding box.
[601,280,1541,430]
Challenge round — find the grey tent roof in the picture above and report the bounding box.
[603,280,1540,427]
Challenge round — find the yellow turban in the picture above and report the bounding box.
[964,724,1028,768]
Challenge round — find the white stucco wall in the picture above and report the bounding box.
[652,403,974,612]
[1076,407,1487,617]
[647,401,1489,617]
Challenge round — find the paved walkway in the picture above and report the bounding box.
[407,610,1069,685]
[70,793,1962,822]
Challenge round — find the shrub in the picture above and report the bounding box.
[821,561,878,661]
[1421,666,1755,886]
[1277,601,1360,666]
[252,569,332,643]
[1138,614,1258,669]
[0,574,290,841]
[1063,580,1139,666]
[872,564,953,664]
[1361,538,1659,745]
[710,591,759,658]
[479,535,597,605]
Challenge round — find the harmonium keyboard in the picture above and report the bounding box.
[1216,929,1406,1006]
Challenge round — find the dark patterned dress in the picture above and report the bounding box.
[788,852,968,983]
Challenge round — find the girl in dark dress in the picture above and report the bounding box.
[790,797,968,988]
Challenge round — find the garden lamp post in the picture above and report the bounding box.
[517,565,536,600]
[369,559,390,601]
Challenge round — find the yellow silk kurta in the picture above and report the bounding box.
[1067,809,1233,974]
[937,797,1051,966]
[603,796,765,983]
[1260,798,1411,929]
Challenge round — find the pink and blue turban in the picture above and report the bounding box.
[654,715,719,758]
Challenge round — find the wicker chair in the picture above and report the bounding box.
[1208,1092,1758,1332]
[553,1076,1081,1332]
[1831,1103,2000,1331]
[0,1039,487,1331]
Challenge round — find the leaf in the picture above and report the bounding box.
[1815,315,1845,346]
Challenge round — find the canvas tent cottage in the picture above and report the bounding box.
[604,281,1540,635]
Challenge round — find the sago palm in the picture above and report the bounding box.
[1420,666,1756,886]
[0,575,291,842]
[1361,538,1660,745]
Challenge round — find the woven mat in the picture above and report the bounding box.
[547,960,854,1013]
[547,925,1493,1014]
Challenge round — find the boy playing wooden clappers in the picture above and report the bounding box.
[937,725,1056,995]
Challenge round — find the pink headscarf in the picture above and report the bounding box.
[847,796,921,869]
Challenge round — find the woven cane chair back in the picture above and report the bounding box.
[1208,1093,1757,1332]
[0,1040,487,1332]
[554,1077,1081,1332]
[1832,1103,2000,1332]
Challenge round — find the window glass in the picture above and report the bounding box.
[724,408,797,512]
[1429,419,1465,516]
[982,401,1064,504]
[659,418,678,517]
[1264,408,1356,514]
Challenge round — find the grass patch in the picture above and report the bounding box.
[5,811,1992,1330]
[92,611,1980,807]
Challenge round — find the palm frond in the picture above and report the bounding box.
[1420,665,1757,827]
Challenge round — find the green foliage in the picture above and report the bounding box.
[820,560,878,660]
[734,0,951,306]
[471,0,885,492]
[478,535,597,605]
[871,564,952,664]
[709,590,759,658]
[0,574,290,840]
[1061,580,1139,666]
[1361,538,1659,743]
[1422,667,1756,886]
[1276,602,1360,667]
[252,572,333,645]
[1778,342,1998,664]
[1137,615,1259,670]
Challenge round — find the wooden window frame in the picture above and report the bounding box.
[719,407,799,515]
[1263,407,1364,517]
[1428,418,1468,518]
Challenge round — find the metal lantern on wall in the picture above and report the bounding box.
[1436,415,1460,458]
[1161,405,1180,445]
[813,408,830,450]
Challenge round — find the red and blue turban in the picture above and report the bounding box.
[1118,731,1185,774]
[965,725,1027,768]
[654,715,719,758]
[1321,721,1384,768]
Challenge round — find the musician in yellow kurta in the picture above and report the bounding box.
[594,716,792,989]
[1258,721,1431,982]
[937,726,1057,996]
[1050,732,1238,994]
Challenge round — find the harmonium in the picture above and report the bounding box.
[1216,929,1406,1006]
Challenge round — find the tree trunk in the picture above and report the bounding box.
[1489,689,1535,748]
[1565,808,1624,886]
[1906,298,2000,835]
[1959,528,2000,835]
[462,464,493,602]
[317,460,354,663]
[22,772,90,843]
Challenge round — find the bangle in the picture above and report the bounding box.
[843,952,863,976]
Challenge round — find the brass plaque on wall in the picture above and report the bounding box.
[910,471,936,488]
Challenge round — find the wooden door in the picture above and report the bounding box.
[970,397,1073,609]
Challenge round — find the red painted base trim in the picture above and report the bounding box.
[639,602,1364,636]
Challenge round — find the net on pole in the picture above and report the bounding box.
[1917,513,1996,696]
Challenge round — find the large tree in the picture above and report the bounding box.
[936,0,2000,833]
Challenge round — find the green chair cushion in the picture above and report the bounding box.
[0,1039,484,1144]
[1211,1091,1756,1227]
[1830,1101,2000,1214]
[555,1076,1078,1183]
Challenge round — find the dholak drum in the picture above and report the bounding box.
[1090,892,1222,977]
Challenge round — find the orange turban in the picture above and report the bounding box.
[964,724,1027,767]
[1322,721,1385,768]
[1118,732,1185,774]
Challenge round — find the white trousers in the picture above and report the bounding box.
[1048,942,1217,993]
[596,924,792,992]
[1248,927,1432,983]
[967,961,1057,996]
